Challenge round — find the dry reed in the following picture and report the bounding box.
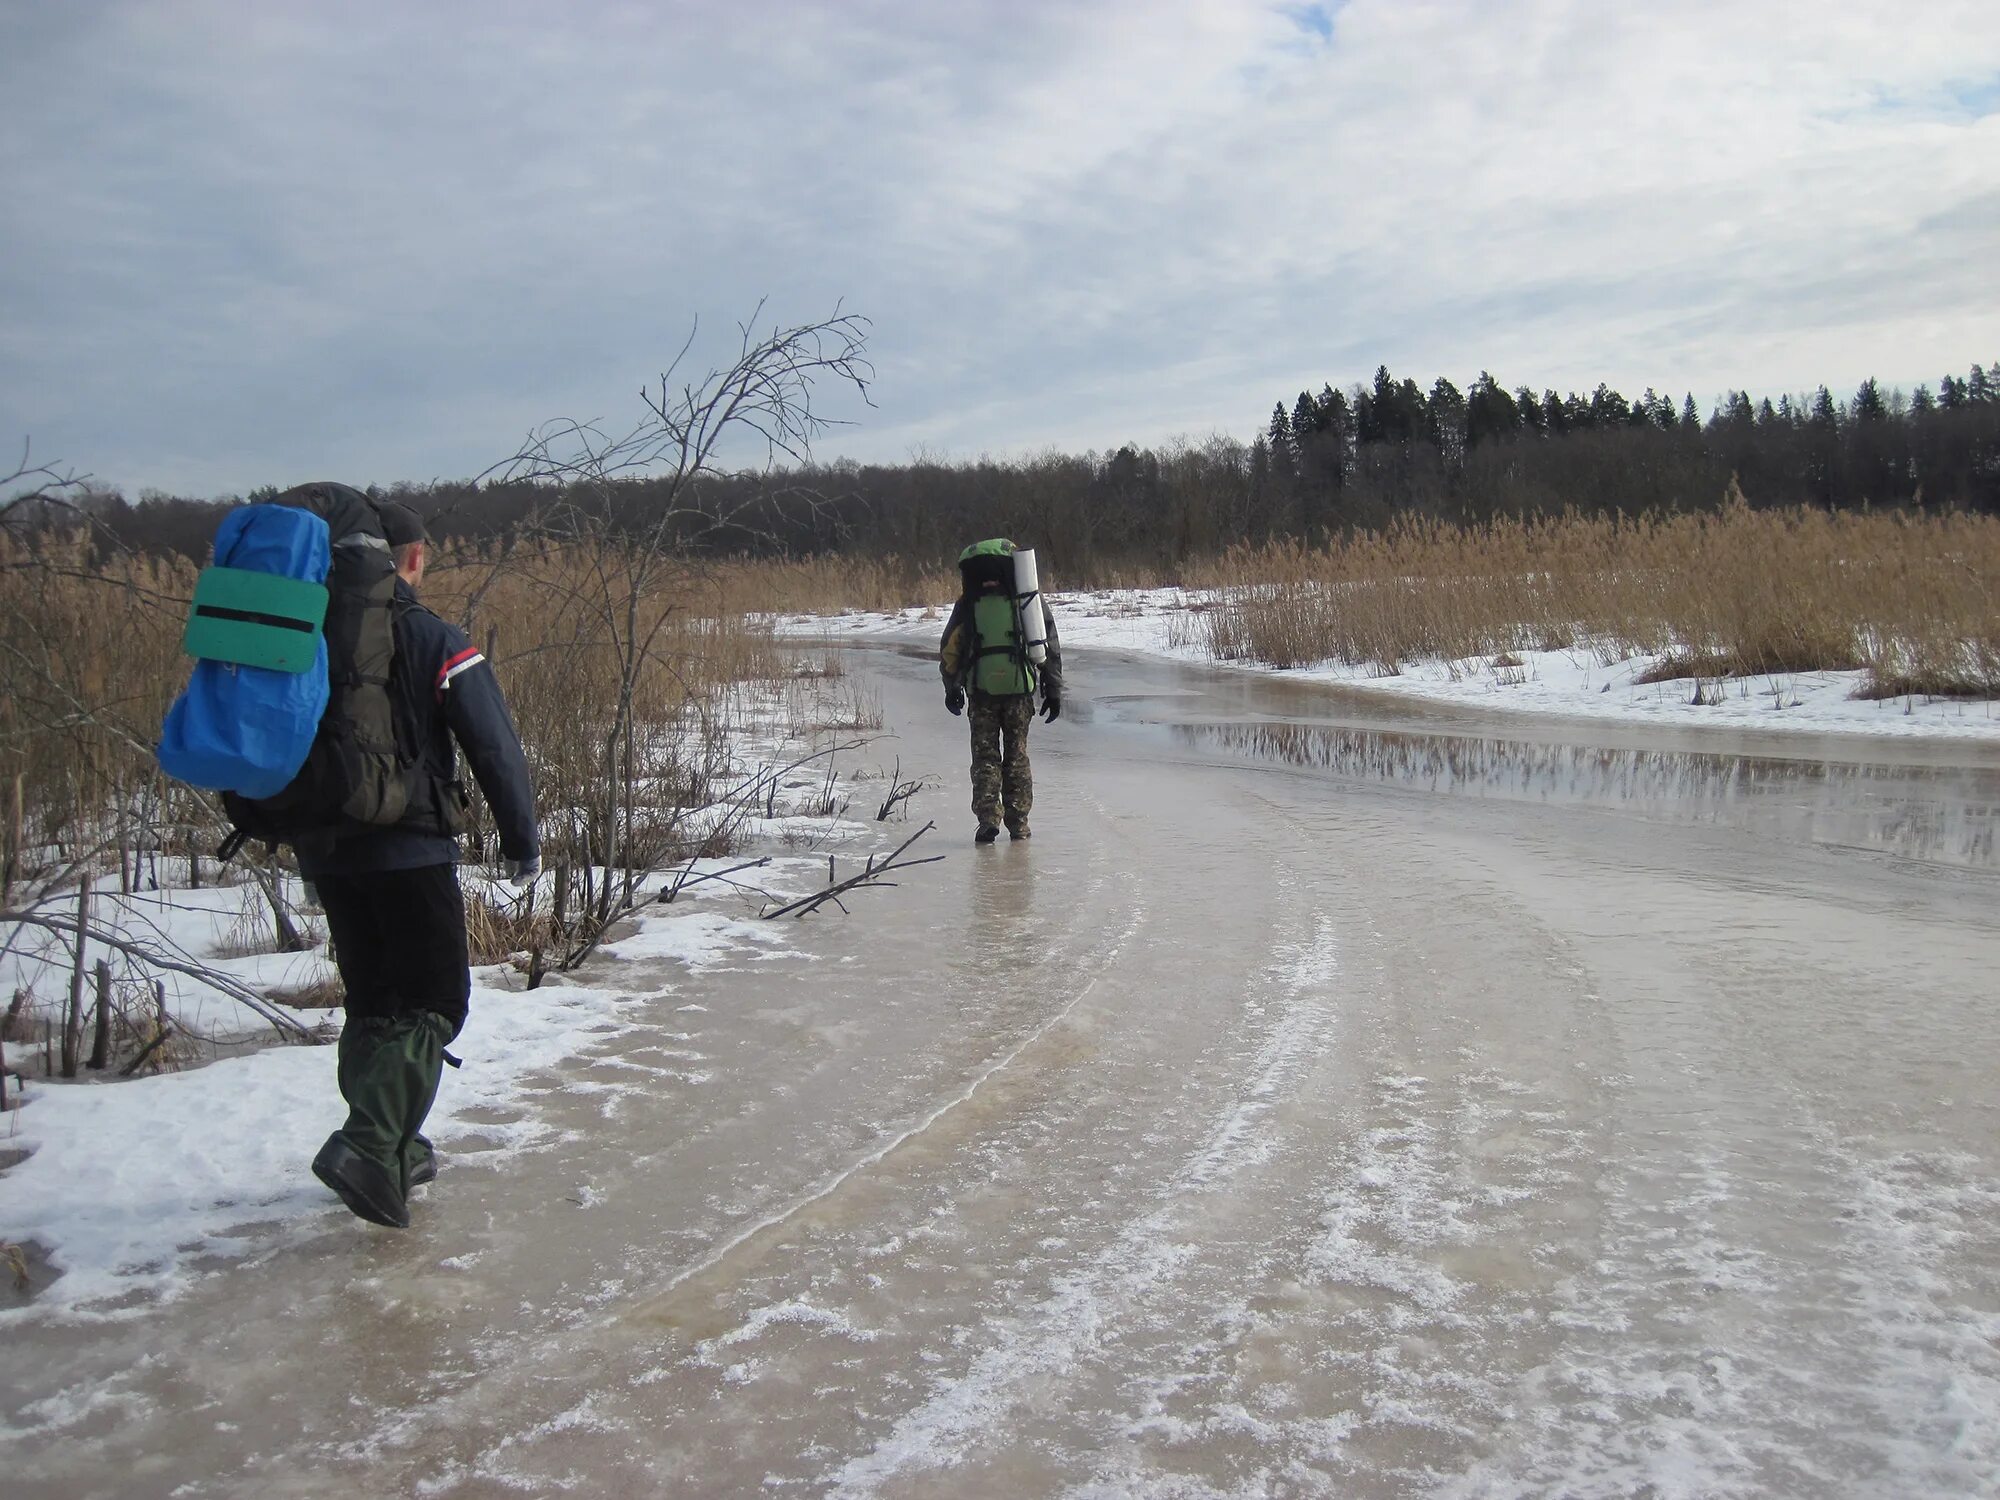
[1186,502,1999,697]
[694,503,1999,701]
[0,535,805,899]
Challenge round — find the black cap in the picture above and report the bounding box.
[377,502,428,547]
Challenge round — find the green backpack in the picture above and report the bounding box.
[958,538,1035,697]
[972,592,1035,696]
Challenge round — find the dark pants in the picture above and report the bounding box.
[314,863,471,1188]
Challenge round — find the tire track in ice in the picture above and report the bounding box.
[619,868,1147,1322]
[822,913,1344,1496]
[335,798,1148,1492]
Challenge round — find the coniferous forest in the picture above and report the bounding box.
[46,361,2000,577]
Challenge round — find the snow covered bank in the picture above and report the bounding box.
[775,589,2000,742]
[0,680,910,1322]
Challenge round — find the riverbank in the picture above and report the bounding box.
[777,588,2000,742]
[0,675,912,1321]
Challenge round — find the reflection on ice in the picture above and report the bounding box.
[1173,721,2000,870]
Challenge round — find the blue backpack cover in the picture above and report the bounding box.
[159,505,332,797]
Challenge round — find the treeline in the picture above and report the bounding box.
[1263,361,2000,534]
[39,360,2000,578]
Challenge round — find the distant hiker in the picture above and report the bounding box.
[939,538,1063,843]
[296,499,539,1228]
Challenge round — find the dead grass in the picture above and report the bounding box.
[1190,501,1999,697]
[413,541,795,873]
[689,506,1998,704]
[0,534,209,878]
[1632,651,1739,686]
[206,887,324,960]
[464,889,558,967]
[706,554,957,615]
[1849,672,1994,702]
[265,975,344,1009]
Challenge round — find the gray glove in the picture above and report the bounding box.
[1041,690,1062,723]
[945,685,965,716]
[504,853,541,889]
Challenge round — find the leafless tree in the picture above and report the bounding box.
[479,303,873,943]
[0,440,91,530]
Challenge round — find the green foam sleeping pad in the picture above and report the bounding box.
[182,566,329,673]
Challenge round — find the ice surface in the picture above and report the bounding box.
[3,644,1996,1497]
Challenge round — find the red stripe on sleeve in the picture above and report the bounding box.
[436,646,481,686]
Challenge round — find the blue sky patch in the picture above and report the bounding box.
[1948,74,2000,118]
[1282,3,1337,43]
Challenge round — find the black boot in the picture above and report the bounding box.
[312,1134,410,1228]
[975,822,1001,844]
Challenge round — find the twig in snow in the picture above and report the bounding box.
[654,856,772,905]
[118,1021,174,1077]
[874,756,932,821]
[762,822,941,920]
[552,740,869,974]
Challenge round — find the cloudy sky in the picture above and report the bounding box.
[3,0,1997,497]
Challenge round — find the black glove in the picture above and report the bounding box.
[945,686,965,716]
[1041,692,1061,723]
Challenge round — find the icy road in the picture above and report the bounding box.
[10,644,2000,1498]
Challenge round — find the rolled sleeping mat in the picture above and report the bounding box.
[1013,548,1049,665]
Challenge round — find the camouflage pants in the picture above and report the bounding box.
[968,692,1035,827]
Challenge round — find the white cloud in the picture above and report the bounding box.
[1,0,1996,494]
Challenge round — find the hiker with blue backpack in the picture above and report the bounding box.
[160,483,538,1229]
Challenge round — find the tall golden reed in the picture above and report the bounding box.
[1189,503,1999,696]
[0,535,796,887]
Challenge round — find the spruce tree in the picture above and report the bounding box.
[1427,377,1466,463]
[1318,386,1352,489]
[1851,378,1887,423]
[1465,372,1519,448]
[1268,404,1298,494]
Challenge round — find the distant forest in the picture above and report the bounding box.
[46,360,2000,574]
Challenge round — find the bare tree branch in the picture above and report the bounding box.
[0,440,93,528]
[0,909,321,1040]
[762,822,941,920]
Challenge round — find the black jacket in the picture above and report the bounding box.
[298,581,538,877]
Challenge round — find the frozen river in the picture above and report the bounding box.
[9,644,2000,1498]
